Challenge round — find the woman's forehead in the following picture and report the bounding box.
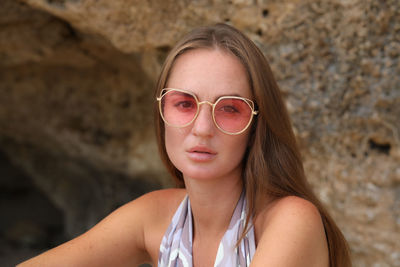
[166,48,252,100]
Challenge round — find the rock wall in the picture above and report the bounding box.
[1,0,399,265]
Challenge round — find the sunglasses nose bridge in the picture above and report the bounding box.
[197,100,214,107]
[196,100,215,118]
[197,100,215,115]
[190,100,217,136]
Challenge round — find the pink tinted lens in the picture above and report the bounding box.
[161,91,197,126]
[214,98,252,133]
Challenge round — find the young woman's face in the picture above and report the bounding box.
[164,48,253,182]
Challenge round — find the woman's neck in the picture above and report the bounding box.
[184,172,243,240]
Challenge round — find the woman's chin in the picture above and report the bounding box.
[180,168,220,181]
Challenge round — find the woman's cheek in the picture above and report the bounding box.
[165,127,185,168]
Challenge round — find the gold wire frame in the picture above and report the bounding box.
[157,88,258,135]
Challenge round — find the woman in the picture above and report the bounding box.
[19,23,351,266]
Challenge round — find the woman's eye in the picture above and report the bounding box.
[220,106,239,113]
[175,101,195,109]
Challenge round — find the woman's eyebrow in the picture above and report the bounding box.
[181,90,243,101]
[212,93,242,101]
[170,91,190,96]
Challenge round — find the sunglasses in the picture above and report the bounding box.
[157,88,258,135]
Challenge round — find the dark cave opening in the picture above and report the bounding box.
[0,150,66,265]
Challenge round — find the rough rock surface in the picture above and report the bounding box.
[0,0,399,265]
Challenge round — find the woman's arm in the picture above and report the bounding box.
[251,196,329,267]
[17,193,154,267]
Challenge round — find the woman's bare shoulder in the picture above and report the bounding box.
[258,196,322,225]
[252,196,329,267]
[130,188,187,219]
[129,188,187,262]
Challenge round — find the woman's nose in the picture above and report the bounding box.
[191,103,215,137]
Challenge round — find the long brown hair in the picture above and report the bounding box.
[154,23,351,267]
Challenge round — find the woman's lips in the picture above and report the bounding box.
[187,146,217,162]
